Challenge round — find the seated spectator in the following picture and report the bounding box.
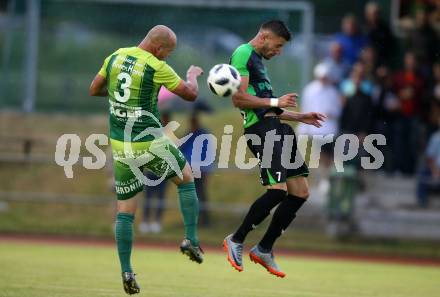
[321,41,351,85]
[335,14,369,66]
[364,1,396,67]
[416,119,440,208]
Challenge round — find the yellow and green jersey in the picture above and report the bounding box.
[99,47,182,142]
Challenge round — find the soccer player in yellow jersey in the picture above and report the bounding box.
[90,25,203,295]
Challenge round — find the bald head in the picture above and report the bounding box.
[329,41,343,60]
[145,25,176,47]
[139,25,177,60]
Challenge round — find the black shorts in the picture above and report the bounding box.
[244,117,309,186]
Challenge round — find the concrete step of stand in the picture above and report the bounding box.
[356,207,440,240]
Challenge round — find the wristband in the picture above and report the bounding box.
[270,98,279,107]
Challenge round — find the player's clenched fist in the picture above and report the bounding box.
[278,93,298,108]
[187,65,204,78]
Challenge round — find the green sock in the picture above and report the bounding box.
[177,182,199,246]
[115,212,134,273]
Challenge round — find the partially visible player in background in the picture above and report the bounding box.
[90,25,204,295]
[138,112,172,235]
[223,20,326,278]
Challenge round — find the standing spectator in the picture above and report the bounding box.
[394,52,425,120]
[393,51,425,175]
[298,63,342,167]
[416,118,440,208]
[429,0,440,33]
[138,172,168,234]
[371,66,400,173]
[180,109,215,227]
[364,1,396,67]
[298,63,342,195]
[335,14,369,66]
[321,41,351,85]
[138,112,172,234]
[340,62,374,97]
[359,45,379,82]
[426,62,440,137]
[340,63,374,147]
[407,8,439,75]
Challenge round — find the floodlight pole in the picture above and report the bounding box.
[1,0,16,68]
[301,3,314,87]
[23,0,40,113]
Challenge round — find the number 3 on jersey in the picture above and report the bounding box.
[114,72,132,103]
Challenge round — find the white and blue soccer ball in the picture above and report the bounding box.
[207,64,241,97]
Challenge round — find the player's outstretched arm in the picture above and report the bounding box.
[280,110,327,127]
[172,65,203,101]
[89,74,108,97]
[232,76,297,109]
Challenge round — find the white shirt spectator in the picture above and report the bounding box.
[322,56,350,85]
[321,42,351,85]
[298,80,342,136]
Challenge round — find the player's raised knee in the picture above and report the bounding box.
[296,189,310,200]
[268,183,287,192]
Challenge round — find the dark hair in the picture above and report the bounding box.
[261,20,292,41]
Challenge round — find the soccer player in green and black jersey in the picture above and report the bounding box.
[90,25,204,295]
[223,20,326,277]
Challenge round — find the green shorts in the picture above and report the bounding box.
[110,137,187,200]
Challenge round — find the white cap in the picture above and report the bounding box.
[314,63,330,79]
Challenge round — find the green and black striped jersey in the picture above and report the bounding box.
[230,43,283,128]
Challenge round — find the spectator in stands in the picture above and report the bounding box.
[340,62,374,147]
[426,62,440,137]
[335,14,369,66]
[416,117,440,208]
[407,8,438,75]
[393,51,425,175]
[364,1,396,67]
[139,172,168,234]
[298,63,342,194]
[340,62,374,97]
[429,0,440,32]
[180,109,215,227]
[371,66,400,173]
[138,112,171,234]
[321,41,351,85]
[394,51,425,120]
[359,45,379,82]
[298,63,342,167]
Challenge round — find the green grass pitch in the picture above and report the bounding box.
[0,240,439,297]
